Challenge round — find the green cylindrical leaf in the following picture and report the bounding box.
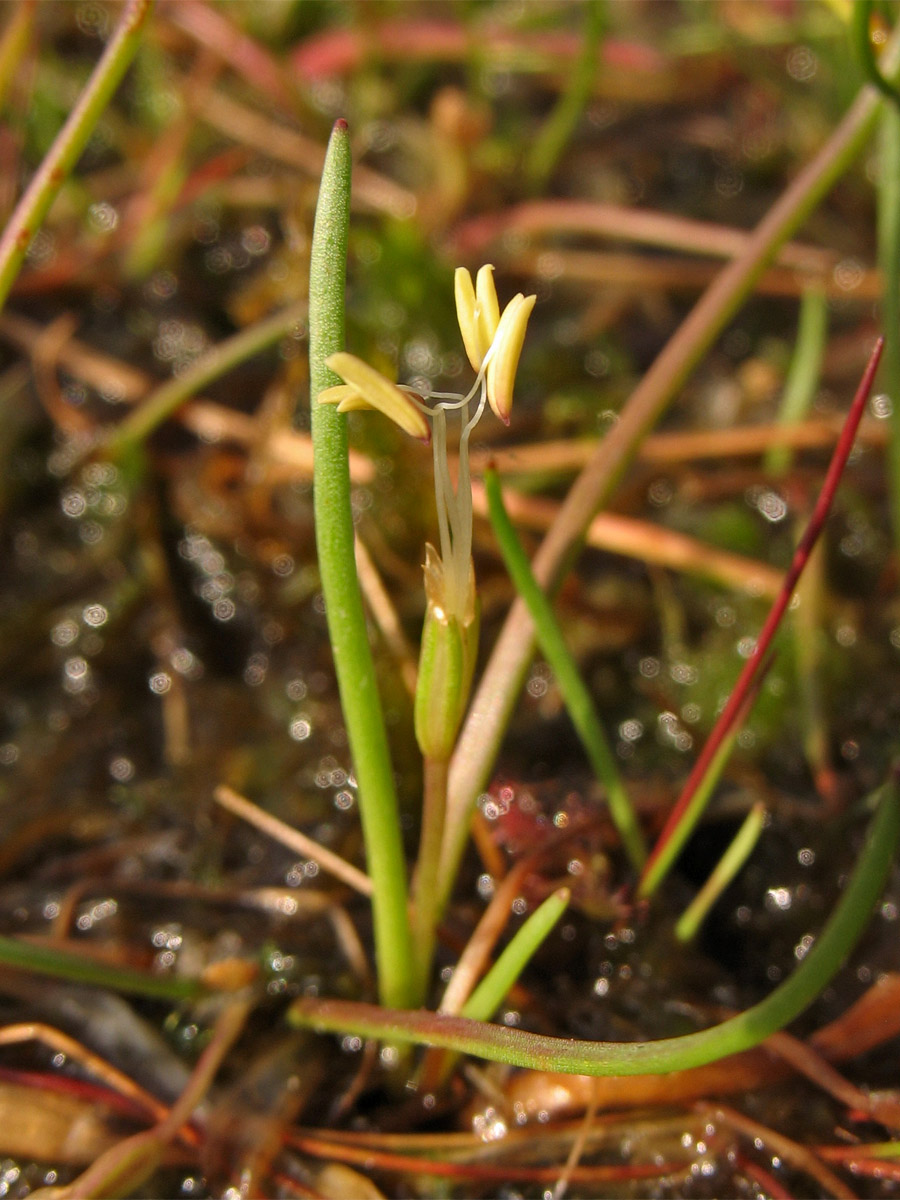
[309,120,415,1010]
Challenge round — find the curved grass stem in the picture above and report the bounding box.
[293,768,900,1073]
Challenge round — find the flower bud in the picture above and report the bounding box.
[414,545,479,761]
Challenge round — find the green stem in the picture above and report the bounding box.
[791,534,832,797]
[412,755,449,995]
[525,0,603,190]
[638,706,749,899]
[294,769,900,1073]
[438,49,897,918]
[764,288,831,792]
[308,121,414,1011]
[0,0,154,316]
[484,468,646,871]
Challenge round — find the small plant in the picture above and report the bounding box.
[297,120,900,1077]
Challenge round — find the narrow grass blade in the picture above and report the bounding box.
[525,0,603,190]
[308,121,414,1010]
[292,768,900,1074]
[640,661,770,899]
[765,286,828,477]
[0,0,154,315]
[675,802,766,943]
[461,887,570,1021]
[421,887,571,1087]
[0,934,205,1000]
[485,468,646,869]
[103,300,308,458]
[765,287,832,795]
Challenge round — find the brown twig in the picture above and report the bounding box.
[213,785,373,897]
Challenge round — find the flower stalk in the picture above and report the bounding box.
[321,264,535,988]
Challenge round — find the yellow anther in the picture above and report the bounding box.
[454,267,486,372]
[474,264,500,356]
[323,352,431,443]
[486,292,536,425]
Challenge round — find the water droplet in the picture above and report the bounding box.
[61,490,86,518]
[289,717,311,742]
[109,756,134,782]
[82,603,108,627]
[51,619,79,647]
[477,873,494,898]
[765,887,792,911]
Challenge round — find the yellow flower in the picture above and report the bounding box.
[320,352,431,443]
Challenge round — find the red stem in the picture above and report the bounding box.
[641,337,884,884]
